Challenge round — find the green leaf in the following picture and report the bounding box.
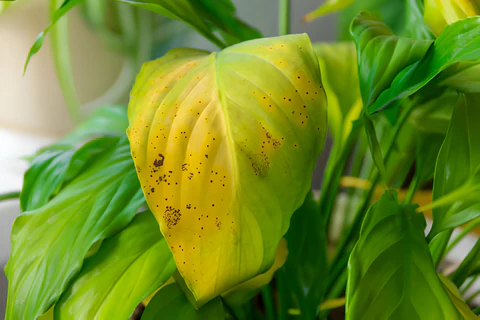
[368,17,480,114]
[127,34,327,306]
[142,283,224,320]
[437,62,480,93]
[5,137,144,320]
[58,105,129,145]
[55,211,176,319]
[313,42,362,148]
[20,137,119,212]
[439,274,478,320]
[346,191,461,320]
[282,191,328,319]
[24,0,86,72]
[350,11,432,110]
[303,0,355,22]
[363,116,387,183]
[429,93,480,237]
[119,0,261,48]
[401,0,434,40]
[424,0,480,36]
[415,133,445,186]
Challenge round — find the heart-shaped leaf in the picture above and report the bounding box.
[5,137,144,320]
[127,34,327,306]
[346,191,461,320]
[55,211,176,319]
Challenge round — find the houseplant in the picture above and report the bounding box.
[4,0,480,319]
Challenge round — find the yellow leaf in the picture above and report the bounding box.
[303,0,356,22]
[439,274,479,320]
[127,34,327,306]
[425,0,480,35]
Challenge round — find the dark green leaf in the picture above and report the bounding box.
[55,211,176,319]
[142,283,224,320]
[24,0,86,72]
[350,11,432,109]
[415,133,445,186]
[364,116,386,183]
[346,191,461,320]
[369,17,480,114]
[5,137,144,320]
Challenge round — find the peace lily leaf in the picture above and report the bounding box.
[402,0,435,40]
[221,238,288,307]
[368,17,480,114]
[428,93,480,237]
[142,283,224,320]
[410,89,457,134]
[303,0,355,22]
[437,62,480,93]
[350,12,432,110]
[313,42,362,149]
[120,0,262,48]
[127,34,327,306]
[415,133,445,186]
[24,0,85,72]
[346,191,461,320]
[424,0,480,36]
[58,105,129,146]
[364,116,387,183]
[5,137,144,320]
[20,137,119,212]
[439,274,478,320]
[282,191,328,319]
[55,211,176,319]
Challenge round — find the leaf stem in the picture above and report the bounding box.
[404,174,419,204]
[0,191,21,202]
[261,284,276,320]
[50,0,82,123]
[278,0,290,36]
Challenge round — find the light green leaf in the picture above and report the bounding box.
[127,34,327,306]
[350,11,432,110]
[119,0,261,48]
[439,274,478,320]
[424,0,480,36]
[346,191,461,320]
[58,105,129,146]
[5,137,144,320]
[401,0,434,40]
[368,17,480,114]
[303,0,355,22]
[428,94,480,237]
[55,211,176,319]
[142,283,224,320]
[437,62,480,93]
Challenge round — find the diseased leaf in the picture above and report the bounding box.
[350,12,432,110]
[55,211,176,319]
[368,17,480,114]
[127,34,327,306]
[142,283,224,320]
[424,0,480,35]
[346,191,461,320]
[303,0,355,22]
[5,137,144,320]
[119,0,262,48]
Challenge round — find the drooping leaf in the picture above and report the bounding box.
[424,0,480,36]
[55,211,176,319]
[221,238,288,307]
[5,137,144,320]
[439,274,478,320]
[368,17,480,114]
[142,283,224,320]
[303,0,355,22]
[346,191,461,320]
[20,137,119,212]
[281,191,328,319]
[58,105,129,146]
[119,0,262,48]
[350,12,432,110]
[429,93,480,237]
[24,0,86,72]
[363,116,387,183]
[313,42,362,149]
[127,34,327,306]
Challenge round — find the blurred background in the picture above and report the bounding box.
[0,0,336,315]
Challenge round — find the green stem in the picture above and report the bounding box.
[50,0,82,123]
[261,284,276,320]
[0,191,21,201]
[276,268,288,320]
[278,0,290,36]
[446,217,480,254]
[404,174,419,204]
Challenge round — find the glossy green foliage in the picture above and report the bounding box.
[120,0,262,48]
[437,62,480,93]
[55,211,176,319]
[127,34,327,306]
[5,137,144,320]
[281,191,328,319]
[369,17,480,114]
[430,94,480,237]
[142,283,224,320]
[346,191,461,320]
[350,12,432,110]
